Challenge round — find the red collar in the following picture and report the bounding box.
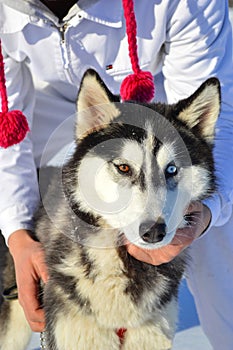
[116,328,127,347]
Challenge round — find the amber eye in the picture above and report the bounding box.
[116,164,131,174]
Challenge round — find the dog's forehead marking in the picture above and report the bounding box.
[157,142,177,169]
[144,122,155,153]
[121,140,143,167]
[143,123,156,178]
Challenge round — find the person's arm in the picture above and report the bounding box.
[0,48,48,331]
[8,230,48,332]
[163,0,233,228]
[127,0,233,264]
[0,49,39,238]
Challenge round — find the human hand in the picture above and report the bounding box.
[126,201,211,265]
[8,229,48,332]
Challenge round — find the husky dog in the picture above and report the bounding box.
[0,70,220,350]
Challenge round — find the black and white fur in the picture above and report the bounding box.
[0,70,220,350]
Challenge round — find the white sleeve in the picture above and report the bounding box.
[164,0,233,228]
[0,50,40,242]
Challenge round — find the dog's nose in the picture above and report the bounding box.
[139,219,166,244]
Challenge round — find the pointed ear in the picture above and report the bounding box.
[176,78,221,144]
[76,69,120,139]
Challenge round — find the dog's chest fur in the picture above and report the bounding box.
[38,218,185,349]
[42,227,185,328]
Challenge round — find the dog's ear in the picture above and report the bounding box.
[176,78,221,144]
[76,69,120,139]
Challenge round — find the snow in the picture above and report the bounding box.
[173,327,212,350]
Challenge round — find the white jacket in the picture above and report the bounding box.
[0,0,233,241]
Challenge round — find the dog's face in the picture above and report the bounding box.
[64,70,220,249]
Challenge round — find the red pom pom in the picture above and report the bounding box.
[0,110,29,148]
[120,70,155,103]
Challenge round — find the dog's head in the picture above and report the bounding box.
[64,69,220,249]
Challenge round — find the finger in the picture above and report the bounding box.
[127,243,181,265]
[154,245,184,264]
[24,307,45,324]
[18,278,45,324]
[32,249,49,283]
[28,320,46,333]
[22,302,46,331]
[127,244,151,262]
[37,264,49,284]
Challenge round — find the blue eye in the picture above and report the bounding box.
[165,164,177,176]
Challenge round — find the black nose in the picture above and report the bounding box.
[139,219,166,244]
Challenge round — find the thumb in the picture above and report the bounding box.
[33,249,49,284]
[40,265,49,284]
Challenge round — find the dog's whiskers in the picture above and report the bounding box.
[183,212,205,228]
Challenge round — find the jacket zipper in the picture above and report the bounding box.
[59,23,70,70]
